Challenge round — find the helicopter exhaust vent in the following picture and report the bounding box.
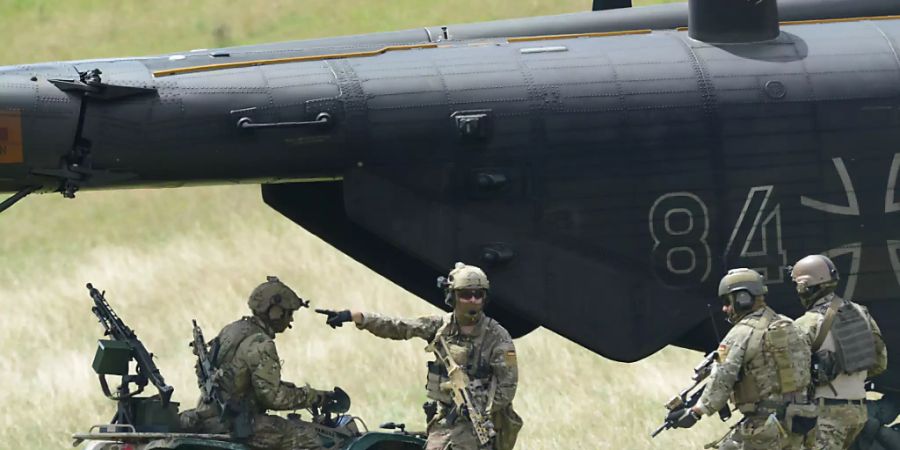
[689,0,779,43]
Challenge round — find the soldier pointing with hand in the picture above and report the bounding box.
[317,262,522,450]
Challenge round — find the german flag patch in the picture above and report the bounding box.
[504,350,517,366]
[717,344,729,362]
[0,111,23,164]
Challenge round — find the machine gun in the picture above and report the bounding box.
[651,350,730,438]
[434,336,496,447]
[87,283,177,430]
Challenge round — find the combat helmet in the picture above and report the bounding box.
[718,268,767,323]
[447,262,490,292]
[248,276,304,321]
[442,262,489,326]
[790,254,839,309]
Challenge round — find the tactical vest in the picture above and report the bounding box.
[425,317,492,405]
[733,309,811,407]
[209,317,270,413]
[829,302,877,374]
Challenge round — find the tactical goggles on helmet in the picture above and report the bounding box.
[455,289,486,300]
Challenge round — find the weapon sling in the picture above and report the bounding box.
[812,297,841,352]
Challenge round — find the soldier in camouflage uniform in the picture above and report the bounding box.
[666,268,815,450]
[319,262,522,450]
[790,255,888,450]
[179,276,341,450]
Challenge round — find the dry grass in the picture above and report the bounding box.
[0,1,734,448]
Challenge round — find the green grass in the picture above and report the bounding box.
[0,1,735,449]
[0,0,684,64]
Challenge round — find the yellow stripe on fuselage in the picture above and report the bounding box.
[153,14,900,78]
[507,29,651,43]
[152,43,438,78]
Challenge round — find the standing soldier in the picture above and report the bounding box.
[790,255,888,450]
[179,276,342,450]
[317,262,522,450]
[666,268,815,449]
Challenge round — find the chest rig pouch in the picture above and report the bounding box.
[831,304,876,374]
[424,320,491,405]
[734,312,810,406]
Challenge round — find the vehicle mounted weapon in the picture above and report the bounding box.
[87,283,176,430]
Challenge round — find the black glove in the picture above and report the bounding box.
[320,386,350,414]
[315,309,353,328]
[666,407,700,429]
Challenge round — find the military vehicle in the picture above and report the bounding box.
[76,283,425,450]
[2,0,900,431]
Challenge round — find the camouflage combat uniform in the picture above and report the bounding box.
[357,312,521,450]
[795,294,888,450]
[697,306,813,450]
[180,316,329,450]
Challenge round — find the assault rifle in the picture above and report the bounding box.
[191,319,252,439]
[434,337,496,447]
[191,320,221,409]
[651,350,731,437]
[87,283,175,429]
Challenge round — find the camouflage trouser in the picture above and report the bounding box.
[717,415,805,450]
[425,420,481,450]
[804,403,867,450]
[247,414,325,450]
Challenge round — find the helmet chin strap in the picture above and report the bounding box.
[454,303,483,326]
[800,284,836,309]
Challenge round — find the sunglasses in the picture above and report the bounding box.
[456,289,486,300]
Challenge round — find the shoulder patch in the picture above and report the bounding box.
[504,350,517,366]
[717,343,729,362]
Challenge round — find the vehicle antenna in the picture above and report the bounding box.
[707,302,722,342]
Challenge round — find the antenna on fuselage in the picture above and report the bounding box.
[592,0,632,11]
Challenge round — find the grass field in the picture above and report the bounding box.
[0,1,736,448]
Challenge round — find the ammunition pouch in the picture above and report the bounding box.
[423,401,438,424]
[426,361,452,404]
[741,400,786,419]
[812,350,838,386]
[470,363,491,379]
[785,403,818,435]
[733,375,762,406]
[427,360,448,376]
